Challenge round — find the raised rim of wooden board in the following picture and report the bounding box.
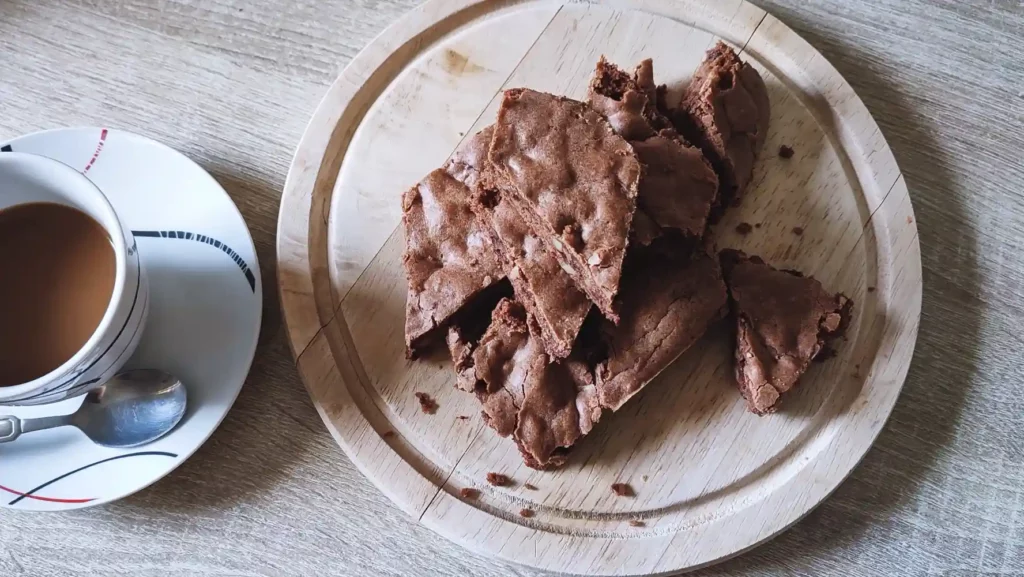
[276,0,922,574]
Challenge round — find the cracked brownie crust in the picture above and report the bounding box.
[588,58,719,244]
[596,248,729,411]
[676,42,770,217]
[449,298,601,469]
[401,167,505,357]
[720,250,853,414]
[447,125,594,359]
[489,88,641,323]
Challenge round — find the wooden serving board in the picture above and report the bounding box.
[276,1,922,574]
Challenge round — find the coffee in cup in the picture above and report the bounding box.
[0,202,117,387]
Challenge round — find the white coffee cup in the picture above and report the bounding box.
[0,152,149,406]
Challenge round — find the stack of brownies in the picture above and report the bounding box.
[400,43,852,469]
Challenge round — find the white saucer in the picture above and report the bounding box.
[0,128,262,511]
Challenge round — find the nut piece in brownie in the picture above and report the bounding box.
[595,247,728,411]
[451,125,594,359]
[447,298,601,469]
[675,42,770,217]
[720,250,853,414]
[489,88,641,323]
[588,58,718,244]
[401,166,504,357]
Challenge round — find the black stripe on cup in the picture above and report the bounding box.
[133,230,256,292]
[1,145,12,152]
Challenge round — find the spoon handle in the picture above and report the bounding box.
[0,414,71,443]
[0,416,23,443]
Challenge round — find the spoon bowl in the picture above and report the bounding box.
[73,370,187,448]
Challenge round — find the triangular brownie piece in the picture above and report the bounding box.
[447,126,593,359]
[489,89,641,323]
[447,298,601,470]
[401,164,504,357]
[675,42,770,217]
[720,250,853,414]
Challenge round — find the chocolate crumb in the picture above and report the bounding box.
[414,392,438,414]
[456,415,470,420]
[735,222,753,235]
[867,286,876,293]
[641,475,649,482]
[611,483,635,497]
[523,483,538,491]
[754,223,762,229]
[792,226,804,236]
[460,488,481,500]
[814,345,837,363]
[382,430,395,439]
[519,508,535,518]
[487,472,512,487]
[779,145,794,159]
[628,519,646,527]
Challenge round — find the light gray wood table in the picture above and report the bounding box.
[2,1,1022,575]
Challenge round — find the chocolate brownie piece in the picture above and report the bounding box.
[595,248,728,411]
[446,125,593,359]
[587,57,672,141]
[444,126,492,190]
[589,58,718,243]
[720,250,853,414]
[676,42,770,217]
[401,168,505,356]
[630,131,718,240]
[449,298,602,469]
[489,88,641,323]
[476,187,593,359]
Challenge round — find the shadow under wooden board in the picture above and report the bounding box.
[276,0,922,574]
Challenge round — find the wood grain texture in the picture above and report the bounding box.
[277,1,920,574]
[0,1,1022,576]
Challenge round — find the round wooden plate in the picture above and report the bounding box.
[276,1,922,574]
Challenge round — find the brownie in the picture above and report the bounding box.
[630,130,718,240]
[676,42,770,217]
[444,126,492,190]
[489,88,641,323]
[446,126,593,359]
[588,58,718,243]
[720,250,853,414]
[401,168,505,356]
[595,248,728,411]
[448,298,602,469]
[587,57,672,141]
[476,187,593,359]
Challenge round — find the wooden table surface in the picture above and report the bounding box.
[1,1,1022,575]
